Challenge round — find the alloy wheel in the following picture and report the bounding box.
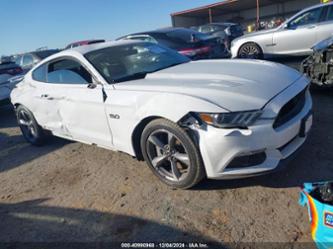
[239,44,261,59]
[146,129,191,182]
[18,109,37,141]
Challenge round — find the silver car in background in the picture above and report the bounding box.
[231,2,333,59]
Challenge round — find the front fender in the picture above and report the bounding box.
[105,89,226,155]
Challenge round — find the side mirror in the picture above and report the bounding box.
[285,23,297,30]
[87,83,97,89]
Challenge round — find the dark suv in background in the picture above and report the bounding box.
[195,23,244,49]
[117,28,228,60]
[15,49,60,73]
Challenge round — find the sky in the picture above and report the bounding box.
[0,0,220,56]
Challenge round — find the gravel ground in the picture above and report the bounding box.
[0,58,332,247]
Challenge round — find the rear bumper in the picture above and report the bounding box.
[197,76,312,180]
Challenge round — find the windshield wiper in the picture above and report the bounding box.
[112,72,149,83]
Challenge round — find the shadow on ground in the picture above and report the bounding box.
[0,105,69,173]
[0,198,221,248]
[0,104,17,129]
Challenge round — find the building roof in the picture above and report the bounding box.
[171,0,300,18]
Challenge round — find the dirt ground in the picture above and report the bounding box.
[0,59,332,247]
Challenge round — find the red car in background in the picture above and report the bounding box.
[65,39,105,49]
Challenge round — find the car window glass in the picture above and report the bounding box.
[166,30,209,42]
[85,43,189,84]
[47,59,92,84]
[212,25,225,32]
[23,55,34,66]
[15,56,22,66]
[32,64,47,82]
[326,6,333,21]
[128,36,156,43]
[289,8,322,28]
[200,26,212,33]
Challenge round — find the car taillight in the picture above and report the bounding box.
[178,46,212,57]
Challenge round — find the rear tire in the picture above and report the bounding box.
[141,119,205,189]
[16,105,46,146]
[238,42,263,59]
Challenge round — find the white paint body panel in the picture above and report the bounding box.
[10,41,312,179]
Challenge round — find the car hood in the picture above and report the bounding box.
[313,36,333,52]
[114,60,302,112]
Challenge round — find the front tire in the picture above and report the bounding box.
[238,42,263,59]
[16,105,46,146]
[141,119,205,189]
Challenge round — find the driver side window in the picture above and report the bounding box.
[47,59,93,84]
[288,7,322,28]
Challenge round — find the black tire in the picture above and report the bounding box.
[141,118,205,189]
[238,42,263,59]
[15,105,46,146]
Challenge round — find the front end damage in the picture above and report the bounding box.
[301,37,333,87]
[179,76,312,180]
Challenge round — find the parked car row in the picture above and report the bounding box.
[1,25,235,105]
[117,28,229,60]
[193,22,244,50]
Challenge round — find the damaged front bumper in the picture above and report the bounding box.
[191,77,312,180]
[301,38,333,87]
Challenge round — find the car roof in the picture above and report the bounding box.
[46,40,143,59]
[203,22,238,26]
[124,27,199,37]
[68,39,105,46]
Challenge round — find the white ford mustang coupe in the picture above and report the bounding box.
[11,41,313,189]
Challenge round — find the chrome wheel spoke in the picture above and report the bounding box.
[173,152,190,166]
[29,126,36,136]
[167,131,175,149]
[151,154,168,168]
[148,135,165,150]
[18,119,29,126]
[18,110,36,139]
[170,159,181,180]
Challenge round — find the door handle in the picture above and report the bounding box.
[307,25,316,29]
[40,94,54,100]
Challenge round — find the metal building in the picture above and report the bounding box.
[171,0,326,31]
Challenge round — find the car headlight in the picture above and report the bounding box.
[196,111,263,129]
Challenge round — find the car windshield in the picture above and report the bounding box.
[85,42,190,83]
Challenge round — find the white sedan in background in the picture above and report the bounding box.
[11,41,313,189]
[231,2,333,59]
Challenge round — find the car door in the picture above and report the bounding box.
[273,7,323,55]
[316,5,333,44]
[32,57,113,148]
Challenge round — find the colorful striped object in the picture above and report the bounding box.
[299,182,333,249]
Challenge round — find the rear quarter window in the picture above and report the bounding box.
[32,64,47,82]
